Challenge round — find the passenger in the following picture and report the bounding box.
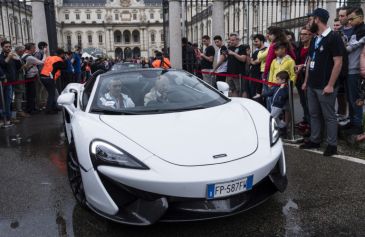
[144,75,170,106]
[100,78,135,109]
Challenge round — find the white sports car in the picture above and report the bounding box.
[58,69,287,225]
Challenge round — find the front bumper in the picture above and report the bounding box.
[86,159,287,226]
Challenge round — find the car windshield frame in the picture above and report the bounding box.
[111,63,142,71]
[89,69,230,115]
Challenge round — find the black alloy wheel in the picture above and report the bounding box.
[67,140,88,209]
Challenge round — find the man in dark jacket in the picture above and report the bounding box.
[182,37,196,74]
[0,41,22,125]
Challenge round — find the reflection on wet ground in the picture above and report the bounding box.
[0,113,364,237]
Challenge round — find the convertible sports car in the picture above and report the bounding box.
[58,69,287,225]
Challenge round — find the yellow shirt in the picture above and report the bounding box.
[268,55,296,84]
[257,47,269,73]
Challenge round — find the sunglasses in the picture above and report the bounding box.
[112,84,122,88]
[348,15,363,21]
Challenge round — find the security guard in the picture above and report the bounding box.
[152,52,171,69]
[40,48,67,114]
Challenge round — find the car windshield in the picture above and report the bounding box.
[90,70,229,114]
[111,63,142,71]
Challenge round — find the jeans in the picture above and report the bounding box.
[40,77,57,111]
[296,78,310,123]
[307,87,338,146]
[0,84,13,120]
[346,74,363,127]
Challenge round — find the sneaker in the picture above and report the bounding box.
[338,117,350,126]
[10,118,21,124]
[323,145,337,156]
[299,141,320,149]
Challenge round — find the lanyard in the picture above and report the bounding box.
[312,37,323,61]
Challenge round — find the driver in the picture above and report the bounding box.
[144,75,170,106]
[100,78,135,109]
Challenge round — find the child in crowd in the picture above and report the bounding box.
[254,71,290,134]
[268,42,296,84]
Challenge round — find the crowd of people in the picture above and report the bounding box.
[0,40,117,122]
[181,7,365,156]
[0,7,364,156]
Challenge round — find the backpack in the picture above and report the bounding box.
[21,54,34,77]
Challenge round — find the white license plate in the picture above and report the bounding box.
[206,175,253,199]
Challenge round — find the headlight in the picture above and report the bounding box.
[90,140,149,170]
[270,117,280,146]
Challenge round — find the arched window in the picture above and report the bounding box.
[132,30,140,43]
[77,34,82,47]
[150,31,155,44]
[123,30,131,44]
[114,30,122,43]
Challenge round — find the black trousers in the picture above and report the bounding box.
[25,76,37,113]
[40,77,57,111]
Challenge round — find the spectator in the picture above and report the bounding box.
[64,51,74,88]
[263,26,296,80]
[333,22,350,127]
[72,46,82,83]
[152,52,171,69]
[200,35,215,86]
[34,41,48,111]
[182,37,196,74]
[333,18,342,32]
[338,6,354,43]
[0,41,22,125]
[254,70,289,133]
[344,7,365,135]
[212,35,228,84]
[226,33,248,97]
[13,46,27,120]
[295,27,313,130]
[250,34,267,98]
[21,43,45,115]
[40,48,67,114]
[268,42,296,85]
[300,8,344,156]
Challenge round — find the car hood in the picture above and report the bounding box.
[100,102,258,166]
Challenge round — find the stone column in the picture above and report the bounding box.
[326,0,337,28]
[31,0,49,47]
[212,0,225,39]
[169,0,182,69]
[140,27,146,51]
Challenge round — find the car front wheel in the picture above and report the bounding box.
[67,140,87,209]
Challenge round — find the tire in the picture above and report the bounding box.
[67,140,88,209]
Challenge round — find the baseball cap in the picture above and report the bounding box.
[308,8,330,22]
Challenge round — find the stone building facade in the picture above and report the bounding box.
[0,1,33,45]
[55,0,163,59]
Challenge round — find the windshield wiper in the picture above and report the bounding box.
[90,109,142,115]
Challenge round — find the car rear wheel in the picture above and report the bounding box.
[67,140,87,209]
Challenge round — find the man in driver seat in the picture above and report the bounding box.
[100,78,135,109]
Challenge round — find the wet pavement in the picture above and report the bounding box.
[0,113,364,237]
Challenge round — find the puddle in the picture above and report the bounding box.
[10,220,19,229]
[282,199,308,237]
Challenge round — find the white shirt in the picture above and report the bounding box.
[100,92,135,109]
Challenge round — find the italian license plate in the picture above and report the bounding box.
[206,175,253,199]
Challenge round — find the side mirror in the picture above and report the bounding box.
[217,81,230,97]
[58,92,76,115]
